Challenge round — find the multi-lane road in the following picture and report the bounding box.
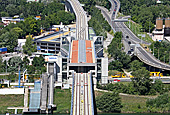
[97,0,170,71]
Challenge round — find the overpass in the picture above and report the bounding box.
[67,0,88,40]
[71,73,94,115]
[97,0,170,71]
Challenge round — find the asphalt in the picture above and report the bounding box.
[97,0,170,71]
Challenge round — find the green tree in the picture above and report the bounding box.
[22,35,37,56]
[8,56,23,72]
[11,27,23,38]
[0,31,18,52]
[96,92,122,113]
[23,56,30,68]
[129,60,143,71]
[32,55,46,71]
[0,56,5,72]
[131,67,153,95]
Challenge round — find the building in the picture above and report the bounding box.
[27,0,39,2]
[1,17,24,26]
[152,18,170,42]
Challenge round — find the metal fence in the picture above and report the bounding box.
[70,72,75,115]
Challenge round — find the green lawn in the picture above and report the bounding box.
[0,95,24,114]
[124,21,153,43]
[120,95,148,113]
[53,89,71,114]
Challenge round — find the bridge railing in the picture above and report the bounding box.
[90,72,94,115]
[70,72,75,115]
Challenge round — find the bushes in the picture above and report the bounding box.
[97,79,170,96]
[96,92,122,113]
[146,93,170,112]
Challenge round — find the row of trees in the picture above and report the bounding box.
[0,55,46,74]
[89,6,111,39]
[119,0,170,32]
[108,32,131,71]
[150,41,170,64]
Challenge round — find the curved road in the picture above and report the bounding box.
[97,0,170,71]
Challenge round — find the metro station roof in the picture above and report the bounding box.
[70,40,95,64]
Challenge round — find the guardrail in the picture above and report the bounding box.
[90,72,94,115]
[70,72,75,115]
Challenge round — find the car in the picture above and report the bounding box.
[126,36,129,38]
[128,41,131,44]
[131,48,134,51]
[114,9,116,11]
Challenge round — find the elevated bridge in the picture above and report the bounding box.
[71,73,94,115]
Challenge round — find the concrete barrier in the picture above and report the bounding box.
[0,88,24,94]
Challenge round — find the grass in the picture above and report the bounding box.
[53,89,71,114]
[124,21,153,43]
[0,94,24,114]
[120,95,148,113]
[94,90,155,113]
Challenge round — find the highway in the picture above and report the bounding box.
[97,0,170,71]
[68,0,88,40]
[72,73,93,115]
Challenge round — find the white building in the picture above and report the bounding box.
[1,17,24,26]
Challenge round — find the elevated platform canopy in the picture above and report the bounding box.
[70,40,95,64]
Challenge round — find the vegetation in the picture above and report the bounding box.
[124,21,153,43]
[53,89,71,113]
[120,0,170,32]
[97,76,169,96]
[0,56,5,72]
[150,41,170,64]
[0,95,24,114]
[96,92,122,113]
[146,93,170,112]
[131,67,153,95]
[120,94,148,113]
[89,6,111,39]
[23,35,37,56]
[108,32,131,71]
[0,0,75,53]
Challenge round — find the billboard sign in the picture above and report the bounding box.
[45,56,57,62]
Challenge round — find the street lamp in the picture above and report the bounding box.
[164,51,167,63]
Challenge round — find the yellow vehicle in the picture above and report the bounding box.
[111,73,126,78]
[150,72,163,77]
[129,75,134,78]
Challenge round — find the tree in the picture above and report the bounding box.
[0,31,18,52]
[32,55,45,71]
[96,92,122,113]
[8,56,23,72]
[0,56,5,72]
[22,35,37,56]
[23,56,30,68]
[11,27,23,38]
[129,60,143,71]
[131,67,153,95]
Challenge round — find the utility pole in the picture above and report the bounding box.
[158,48,159,60]
[169,51,170,65]
[149,19,151,34]
[153,43,154,55]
